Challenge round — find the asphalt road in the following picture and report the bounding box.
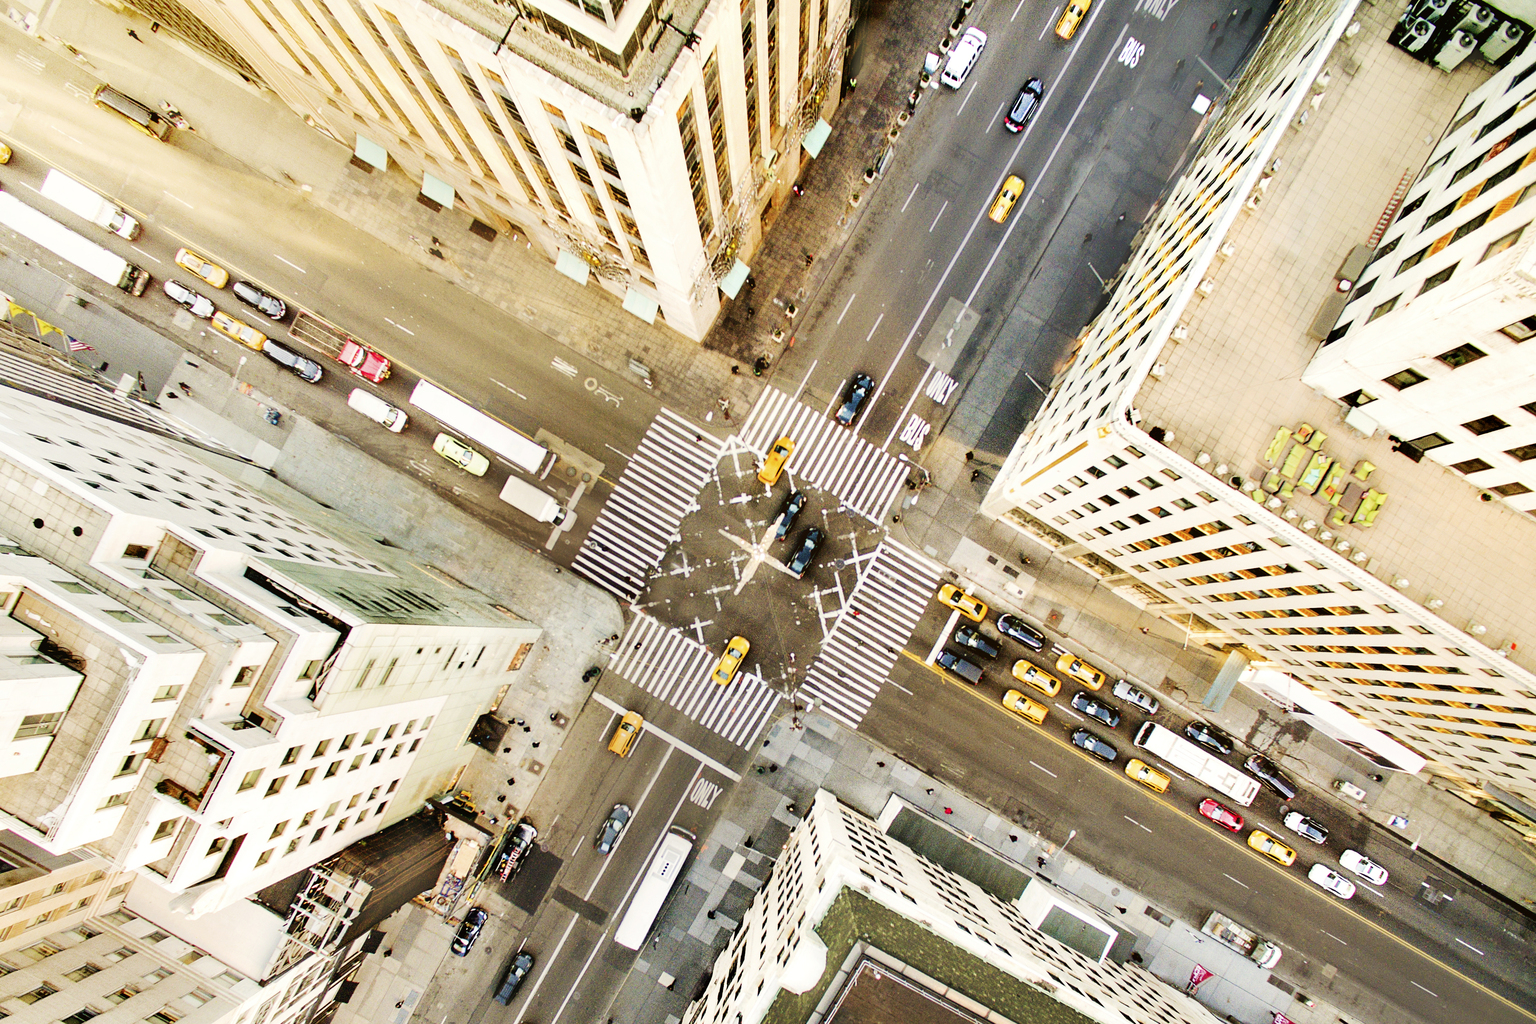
[859,600,1536,1024]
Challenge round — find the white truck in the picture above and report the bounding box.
[40,170,141,240]
[1201,911,1282,968]
[498,474,567,525]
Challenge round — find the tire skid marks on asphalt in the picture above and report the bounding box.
[739,386,912,524]
[610,613,782,749]
[573,408,722,601]
[802,539,943,729]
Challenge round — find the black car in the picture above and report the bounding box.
[787,527,823,578]
[953,624,1000,659]
[1071,691,1121,728]
[775,491,806,539]
[1070,728,1117,763]
[233,279,287,320]
[496,821,538,881]
[595,804,632,855]
[835,373,875,426]
[494,951,534,1005]
[1003,76,1044,132]
[261,341,323,382]
[1184,721,1234,756]
[1245,754,1298,800]
[450,906,487,956]
[996,614,1045,651]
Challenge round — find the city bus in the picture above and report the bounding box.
[613,826,695,950]
[408,380,552,477]
[0,192,150,295]
[1133,722,1261,806]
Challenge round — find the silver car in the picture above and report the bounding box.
[1112,679,1159,714]
[163,279,214,319]
[595,804,632,855]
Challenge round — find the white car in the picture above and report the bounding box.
[1340,849,1388,885]
[1307,863,1356,900]
[1112,679,1159,714]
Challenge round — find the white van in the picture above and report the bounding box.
[499,474,567,525]
[942,27,988,88]
[346,388,407,432]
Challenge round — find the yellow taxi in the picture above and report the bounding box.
[1011,659,1060,697]
[1056,652,1106,690]
[1124,758,1170,793]
[608,711,644,757]
[936,584,987,621]
[1001,688,1048,725]
[1055,0,1091,39]
[988,175,1025,224]
[174,247,229,288]
[758,436,794,484]
[711,636,750,686]
[210,310,267,350]
[1247,829,1298,866]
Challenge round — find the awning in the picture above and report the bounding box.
[555,250,591,285]
[623,288,659,323]
[354,135,388,170]
[802,118,832,158]
[719,259,750,298]
[421,172,455,209]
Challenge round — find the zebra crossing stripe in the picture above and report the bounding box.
[801,539,943,729]
[608,613,783,749]
[574,409,722,600]
[737,387,912,524]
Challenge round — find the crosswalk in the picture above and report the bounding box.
[572,408,724,601]
[738,386,913,525]
[608,613,783,749]
[800,539,943,729]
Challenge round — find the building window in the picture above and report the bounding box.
[409,738,421,752]
[1417,263,1458,295]
[1501,315,1536,340]
[18,983,57,1003]
[152,684,182,702]
[99,792,129,810]
[64,964,101,982]
[231,666,256,687]
[255,850,272,868]
[116,753,144,777]
[312,739,331,758]
[339,733,357,751]
[299,659,323,679]
[265,776,287,797]
[1422,201,1457,230]
[207,837,226,856]
[1463,415,1509,435]
[14,713,63,739]
[132,718,165,742]
[270,820,289,839]
[324,761,340,779]
[237,769,263,792]
[281,746,301,766]
[1406,433,1452,452]
[1453,458,1494,473]
[61,1010,99,1023]
[1383,367,1427,390]
[363,728,379,746]
[349,755,364,771]
[152,819,177,842]
[1436,342,1486,367]
[1366,296,1399,322]
[297,767,316,787]
[1505,443,1536,461]
[1396,248,1427,274]
[1492,481,1533,496]
[1482,224,1527,262]
[1341,389,1377,407]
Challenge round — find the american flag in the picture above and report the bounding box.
[67,337,93,352]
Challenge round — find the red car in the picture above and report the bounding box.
[1198,798,1244,832]
[338,339,391,383]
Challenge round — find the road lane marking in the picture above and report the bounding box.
[1321,930,1348,946]
[1012,0,1029,19]
[901,183,920,212]
[492,378,527,400]
[836,292,857,323]
[864,312,884,341]
[1029,761,1057,778]
[791,357,817,402]
[992,99,1009,124]
[1455,937,1486,956]
[273,254,306,273]
[591,690,741,782]
[383,316,415,336]
[1123,816,1151,833]
[955,82,977,117]
[1410,981,1438,997]
[131,247,161,263]
[50,126,82,145]
[1056,704,1085,723]
[1040,6,1062,37]
[1223,873,1249,889]
[929,201,948,232]
[568,835,586,855]
[162,191,193,208]
[889,681,913,694]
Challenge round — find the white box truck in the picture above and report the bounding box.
[1201,911,1282,968]
[499,475,567,525]
[40,170,141,240]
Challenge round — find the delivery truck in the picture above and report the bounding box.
[40,170,141,239]
[1201,911,1282,968]
[498,474,567,525]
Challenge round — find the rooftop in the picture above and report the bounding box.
[1131,6,1536,665]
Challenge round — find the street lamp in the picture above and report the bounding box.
[1058,828,1077,860]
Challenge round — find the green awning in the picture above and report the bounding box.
[623,288,659,323]
[802,118,832,158]
[421,172,455,209]
[354,135,387,170]
[719,259,750,298]
[555,250,590,285]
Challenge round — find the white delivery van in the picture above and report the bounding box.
[39,170,141,240]
[346,388,408,432]
[499,474,567,525]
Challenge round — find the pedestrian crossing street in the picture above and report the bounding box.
[572,408,724,602]
[739,386,913,524]
[609,613,783,749]
[801,538,943,729]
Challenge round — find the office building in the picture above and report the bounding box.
[161,0,850,338]
[979,0,1536,812]
[683,791,1220,1024]
[0,383,540,915]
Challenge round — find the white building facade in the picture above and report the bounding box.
[0,385,540,915]
[168,0,849,338]
[683,791,1221,1024]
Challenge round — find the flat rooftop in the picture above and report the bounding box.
[1132,4,1536,661]
[827,961,974,1024]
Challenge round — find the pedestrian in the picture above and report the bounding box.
[165,392,179,399]
[1037,856,1047,868]
[1139,626,1150,635]
[965,451,974,461]
[804,253,814,266]
[1009,834,1018,842]
[127,28,143,41]
[522,725,530,733]
[136,372,147,392]
[531,741,539,748]
[876,761,886,768]
[150,20,159,31]
[550,711,559,722]
[944,807,953,815]
[731,365,740,375]
[1116,906,1127,914]
[925,788,935,795]
[177,381,192,394]
[971,469,981,481]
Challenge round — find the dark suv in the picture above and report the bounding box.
[775,491,806,539]
[835,373,875,425]
[1071,691,1120,728]
[1070,728,1117,762]
[953,624,1000,659]
[996,614,1045,650]
[494,951,534,1005]
[1184,721,1233,756]
[1003,77,1044,132]
[1245,753,1298,800]
[787,527,823,578]
[261,341,322,382]
[450,906,487,956]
